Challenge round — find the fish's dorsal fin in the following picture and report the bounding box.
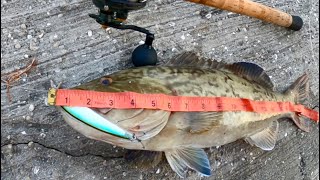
[124,150,163,169]
[245,120,279,151]
[165,51,226,69]
[166,52,274,90]
[165,148,211,178]
[224,62,274,90]
[184,112,222,133]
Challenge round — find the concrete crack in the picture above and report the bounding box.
[312,105,319,110]
[1,142,124,159]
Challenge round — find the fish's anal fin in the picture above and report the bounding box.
[245,120,279,151]
[165,51,226,69]
[184,112,222,133]
[224,62,274,90]
[165,148,211,178]
[124,150,163,169]
[292,113,311,132]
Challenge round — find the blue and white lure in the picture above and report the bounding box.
[62,106,137,141]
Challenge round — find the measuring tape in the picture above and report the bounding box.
[48,88,319,122]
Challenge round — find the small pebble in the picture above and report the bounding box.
[29,104,35,112]
[26,116,31,121]
[105,28,111,32]
[27,35,32,39]
[28,141,34,147]
[58,14,63,18]
[216,161,221,167]
[205,13,212,19]
[103,160,107,166]
[40,133,46,138]
[21,131,27,135]
[33,166,40,174]
[156,168,160,174]
[15,43,21,49]
[53,42,60,47]
[7,144,13,149]
[88,30,93,37]
[168,22,175,27]
[30,42,38,50]
[20,24,27,29]
[38,33,44,38]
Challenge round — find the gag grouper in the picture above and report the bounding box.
[57,52,316,178]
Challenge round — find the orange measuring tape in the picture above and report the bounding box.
[48,88,319,122]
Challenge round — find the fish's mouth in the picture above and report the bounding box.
[61,106,136,140]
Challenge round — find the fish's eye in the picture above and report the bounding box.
[100,77,113,85]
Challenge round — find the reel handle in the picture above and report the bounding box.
[187,0,303,31]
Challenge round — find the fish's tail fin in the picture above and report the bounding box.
[285,73,311,132]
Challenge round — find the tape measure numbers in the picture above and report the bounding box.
[48,88,319,122]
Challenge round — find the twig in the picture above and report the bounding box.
[1,58,37,102]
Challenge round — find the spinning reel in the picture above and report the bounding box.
[89,0,157,67]
[89,0,303,67]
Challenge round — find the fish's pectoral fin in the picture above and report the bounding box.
[128,110,171,140]
[224,62,274,90]
[124,150,163,169]
[292,113,311,132]
[165,51,226,69]
[245,120,279,151]
[184,112,222,133]
[165,148,211,178]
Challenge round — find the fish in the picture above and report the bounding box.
[57,52,314,178]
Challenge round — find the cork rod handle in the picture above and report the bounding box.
[186,0,303,31]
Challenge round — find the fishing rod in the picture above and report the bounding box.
[89,0,303,66]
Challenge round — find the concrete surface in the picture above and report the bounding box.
[1,0,319,179]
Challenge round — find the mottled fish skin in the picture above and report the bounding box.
[77,66,287,100]
[61,66,294,151]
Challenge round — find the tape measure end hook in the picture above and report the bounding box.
[47,88,57,106]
